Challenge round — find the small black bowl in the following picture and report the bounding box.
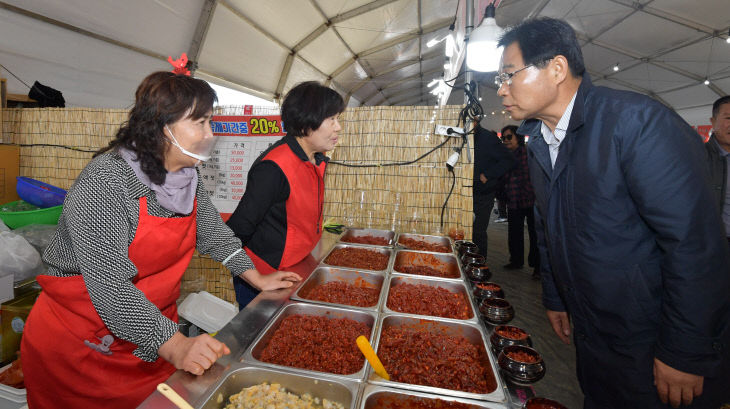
[490,324,532,353]
[523,397,568,409]
[479,297,514,325]
[455,241,478,257]
[472,281,504,301]
[498,345,546,384]
[465,262,491,282]
[461,251,485,267]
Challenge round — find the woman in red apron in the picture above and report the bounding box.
[21,72,300,409]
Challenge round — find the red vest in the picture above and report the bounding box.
[245,144,326,274]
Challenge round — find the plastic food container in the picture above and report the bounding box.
[178,291,237,333]
[0,201,62,229]
[15,177,66,208]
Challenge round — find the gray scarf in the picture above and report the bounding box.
[119,148,198,214]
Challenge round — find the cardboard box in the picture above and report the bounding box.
[0,145,19,205]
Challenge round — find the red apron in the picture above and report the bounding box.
[21,196,197,409]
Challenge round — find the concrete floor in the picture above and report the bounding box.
[483,214,584,408]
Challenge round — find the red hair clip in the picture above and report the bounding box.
[168,53,190,76]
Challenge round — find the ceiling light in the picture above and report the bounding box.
[727,29,730,43]
[613,63,619,72]
[491,111,495,115]
[466,4,504,72]
[501,110,505,114]
[704,78,710,85]
[478,97,482,101]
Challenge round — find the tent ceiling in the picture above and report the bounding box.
[0,0,728,125]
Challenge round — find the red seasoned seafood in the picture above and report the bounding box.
[259,315,371,375]
[341,234,389,246]
[475,283,501,291]
[387,283,471,319]
[304,281,380,307]
[378,327,496,393]
[398,237,450,253]
[496,326,528,340]
[506,350,539,363]
[325,247,389,270]
[374,395,476,409]
[397,265,458,278]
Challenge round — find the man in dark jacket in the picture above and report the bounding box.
[496,18,730,409]
[472,125,515,259]
[706,96,730,243]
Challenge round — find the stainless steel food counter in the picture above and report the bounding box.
[137,231,532,409]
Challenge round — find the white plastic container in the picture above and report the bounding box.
[178,291,237,333]
[0,363,26,409]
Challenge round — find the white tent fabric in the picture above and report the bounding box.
[0,0,728,126]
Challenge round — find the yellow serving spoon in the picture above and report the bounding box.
[356,335,390,380]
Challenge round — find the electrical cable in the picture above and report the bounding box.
[329,133,455,168]
[440,165,456,232]
[1,142,98,153]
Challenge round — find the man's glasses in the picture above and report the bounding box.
[494,64,535,88]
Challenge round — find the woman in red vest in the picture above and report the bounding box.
[227,81,345,308]
[20,72,300,409]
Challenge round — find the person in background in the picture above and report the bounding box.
[500,125,539,278]
[706,95,730,245]
[497,17,729,409]
[227,81,345,309]
[472,125,515,260]
[20,72,299,409]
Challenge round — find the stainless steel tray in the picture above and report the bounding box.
[382,275,478,324]
[291,267,386,312]
[367,313,507,403]
[391,249,463,281]
[321,243,392,273]
[197,363,360,409]
[339,228,395,247]
[395,233,453,253]
[242,302,378,381]
[359,384,510,409]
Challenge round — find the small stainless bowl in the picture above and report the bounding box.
[472,281,504,301]
[489,324,532,353]
[455,241,478,257]
[465,262,491,282]
[498,345,546,384]
[479,297,514,325]
[523,397,568,409]
[461,251,485,267]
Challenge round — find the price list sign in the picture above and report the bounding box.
[200,115,285,218]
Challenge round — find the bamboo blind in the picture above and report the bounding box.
[2,105,476,304]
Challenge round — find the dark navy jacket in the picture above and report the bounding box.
[520,75,730,408]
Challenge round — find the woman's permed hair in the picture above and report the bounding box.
[96,71,217,184]
[281,81,345,137]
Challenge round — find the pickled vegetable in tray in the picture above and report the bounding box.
[225,382,344,409]
[387,283,471,319]
[397,265,457,279]
[325,247,389,270]
[304,280,380,307]
[397,237,450,253]
[341,234,389,246]
[378,326,496,393]
[373,395,477,409]
[259,315,371,375]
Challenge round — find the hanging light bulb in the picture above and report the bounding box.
[478,97,483,101]
[443,57,451,70]
[466,3,504,72]
[704,78,710,85]
[613,63,620,72]
[727,29,730,44]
